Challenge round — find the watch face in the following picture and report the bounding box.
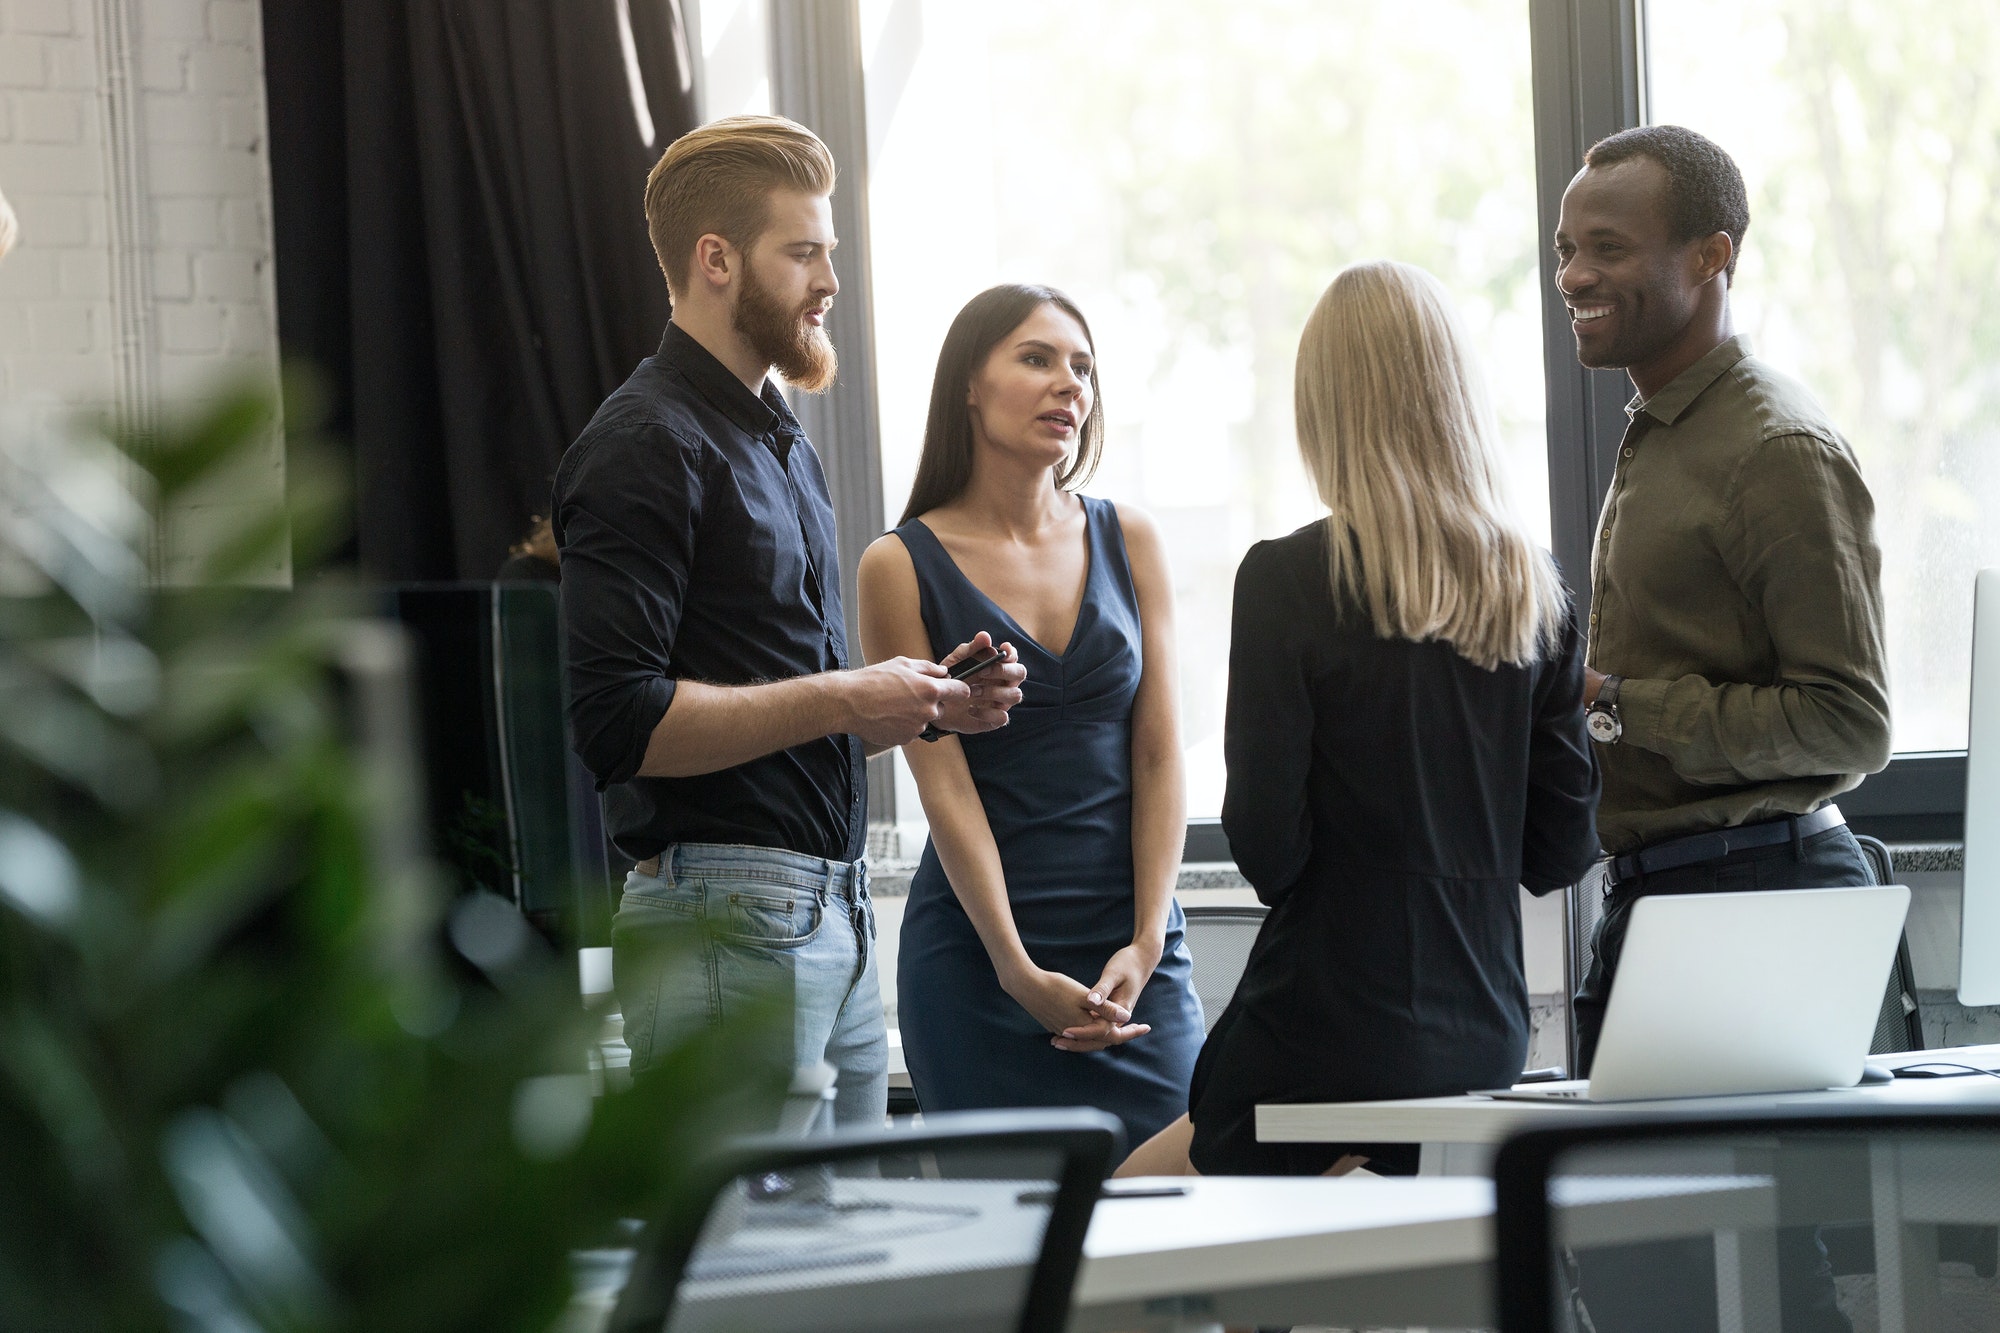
[1586,708,1619,744]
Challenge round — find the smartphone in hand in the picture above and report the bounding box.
[947,649,1004,681]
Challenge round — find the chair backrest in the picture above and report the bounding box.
[611,1107,1124,1333]
[387,582,614,947]
[1180,904,1269,1032]
[1855,832,1927,1053]
[1492,1107,2000,1333]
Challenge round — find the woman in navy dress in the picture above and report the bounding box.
[856,284,1204,1149]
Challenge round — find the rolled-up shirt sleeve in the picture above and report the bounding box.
[1520,599,1601,893]
[1221,541,1315,906]
[554,423,706,788]
[1617,431,1891,785]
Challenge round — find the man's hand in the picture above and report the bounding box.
[934,631,1027,737]
[1583,666,1607,703]
[839,657,968,748]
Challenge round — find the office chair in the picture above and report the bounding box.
[388,583,615,948]
[608,1107,1123,1333]
[1855,832,1927,1053]
[1492,1107,2000,1333]
[1181,904,1269,1032]
[1562,833,1926,1073]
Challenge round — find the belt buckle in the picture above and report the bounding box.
[1681,831,1733,865]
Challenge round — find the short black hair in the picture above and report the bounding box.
[1584,124,1750,280]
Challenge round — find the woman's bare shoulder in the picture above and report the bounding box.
[858,529,917,585]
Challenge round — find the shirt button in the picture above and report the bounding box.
[1623,447,1634,458]
[1601,528,1611,541]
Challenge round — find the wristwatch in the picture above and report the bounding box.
[917,723,946,743]
[1585,674,1624,745]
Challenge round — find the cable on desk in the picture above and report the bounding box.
[1890,1062,2000,1080]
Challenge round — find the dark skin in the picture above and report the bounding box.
[1554,155,1736,699]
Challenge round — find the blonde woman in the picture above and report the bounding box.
[1120,261,1599,1177]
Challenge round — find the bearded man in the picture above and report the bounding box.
[554,116,1024,1124]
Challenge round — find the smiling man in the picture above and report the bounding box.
[1554,123,1889,1333]
[553,116,1024,1125]
[1554,125,1891,1074]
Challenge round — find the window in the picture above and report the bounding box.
[861,0,1547,837]
[1646,0,2000,754]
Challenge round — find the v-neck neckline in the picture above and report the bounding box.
[911,505,1096,662]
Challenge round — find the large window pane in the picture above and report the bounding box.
[862,1,1545,828]
[1648,1,2000,753]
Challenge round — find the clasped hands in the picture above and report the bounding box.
[1004,941,1161,1053]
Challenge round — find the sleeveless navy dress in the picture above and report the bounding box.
[893,497,1204,1149]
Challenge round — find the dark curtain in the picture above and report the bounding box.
[262,0,697,579]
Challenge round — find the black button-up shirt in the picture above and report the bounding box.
[553,323,864,863]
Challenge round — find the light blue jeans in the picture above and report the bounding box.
[611,842,887,1128]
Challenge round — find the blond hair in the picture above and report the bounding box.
[644,115,834,296]
[1293,261,1564,669]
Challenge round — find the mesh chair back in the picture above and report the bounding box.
[1493,1109,2000,1333]
[1855,832,1927,1053]
[1181,905,1269,1031]
[611,1107,1122,1333]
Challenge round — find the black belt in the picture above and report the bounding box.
[1608,804,1846,885]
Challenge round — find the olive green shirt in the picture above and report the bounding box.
[1588,334,1890,855]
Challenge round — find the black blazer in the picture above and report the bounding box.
[1189,522,1599,1172]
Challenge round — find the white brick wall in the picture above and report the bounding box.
[0,0,285,584]
[0,0,114,402]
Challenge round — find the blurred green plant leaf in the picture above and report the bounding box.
[0,372,789,1332]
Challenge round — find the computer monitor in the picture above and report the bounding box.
[1960,568,2000,1005]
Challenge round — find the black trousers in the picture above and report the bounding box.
[1570,820,1873,1333]
[1573,821,1874,1075]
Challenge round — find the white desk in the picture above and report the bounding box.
[1072,1175,1492,1330]
[1071,1172,1783,1331]
[1257,1042,2000,1175]
[564,1176,1497,1332]
[1254,1044,2000,1333]
[566,1173,1794,1333]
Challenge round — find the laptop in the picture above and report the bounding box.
[1484,883,1911,1103]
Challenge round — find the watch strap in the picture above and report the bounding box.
[1592,674,1623,710]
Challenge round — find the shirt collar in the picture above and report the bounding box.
[657,322,804,441]
[1629,332,1755,426]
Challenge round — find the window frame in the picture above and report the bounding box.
[774,0,1968,856]
[1533,0,1966,845]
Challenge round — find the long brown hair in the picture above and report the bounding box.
[897,284,1105,525]
[1294,261,1564,669]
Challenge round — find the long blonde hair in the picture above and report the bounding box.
[1293,261,1563,669]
